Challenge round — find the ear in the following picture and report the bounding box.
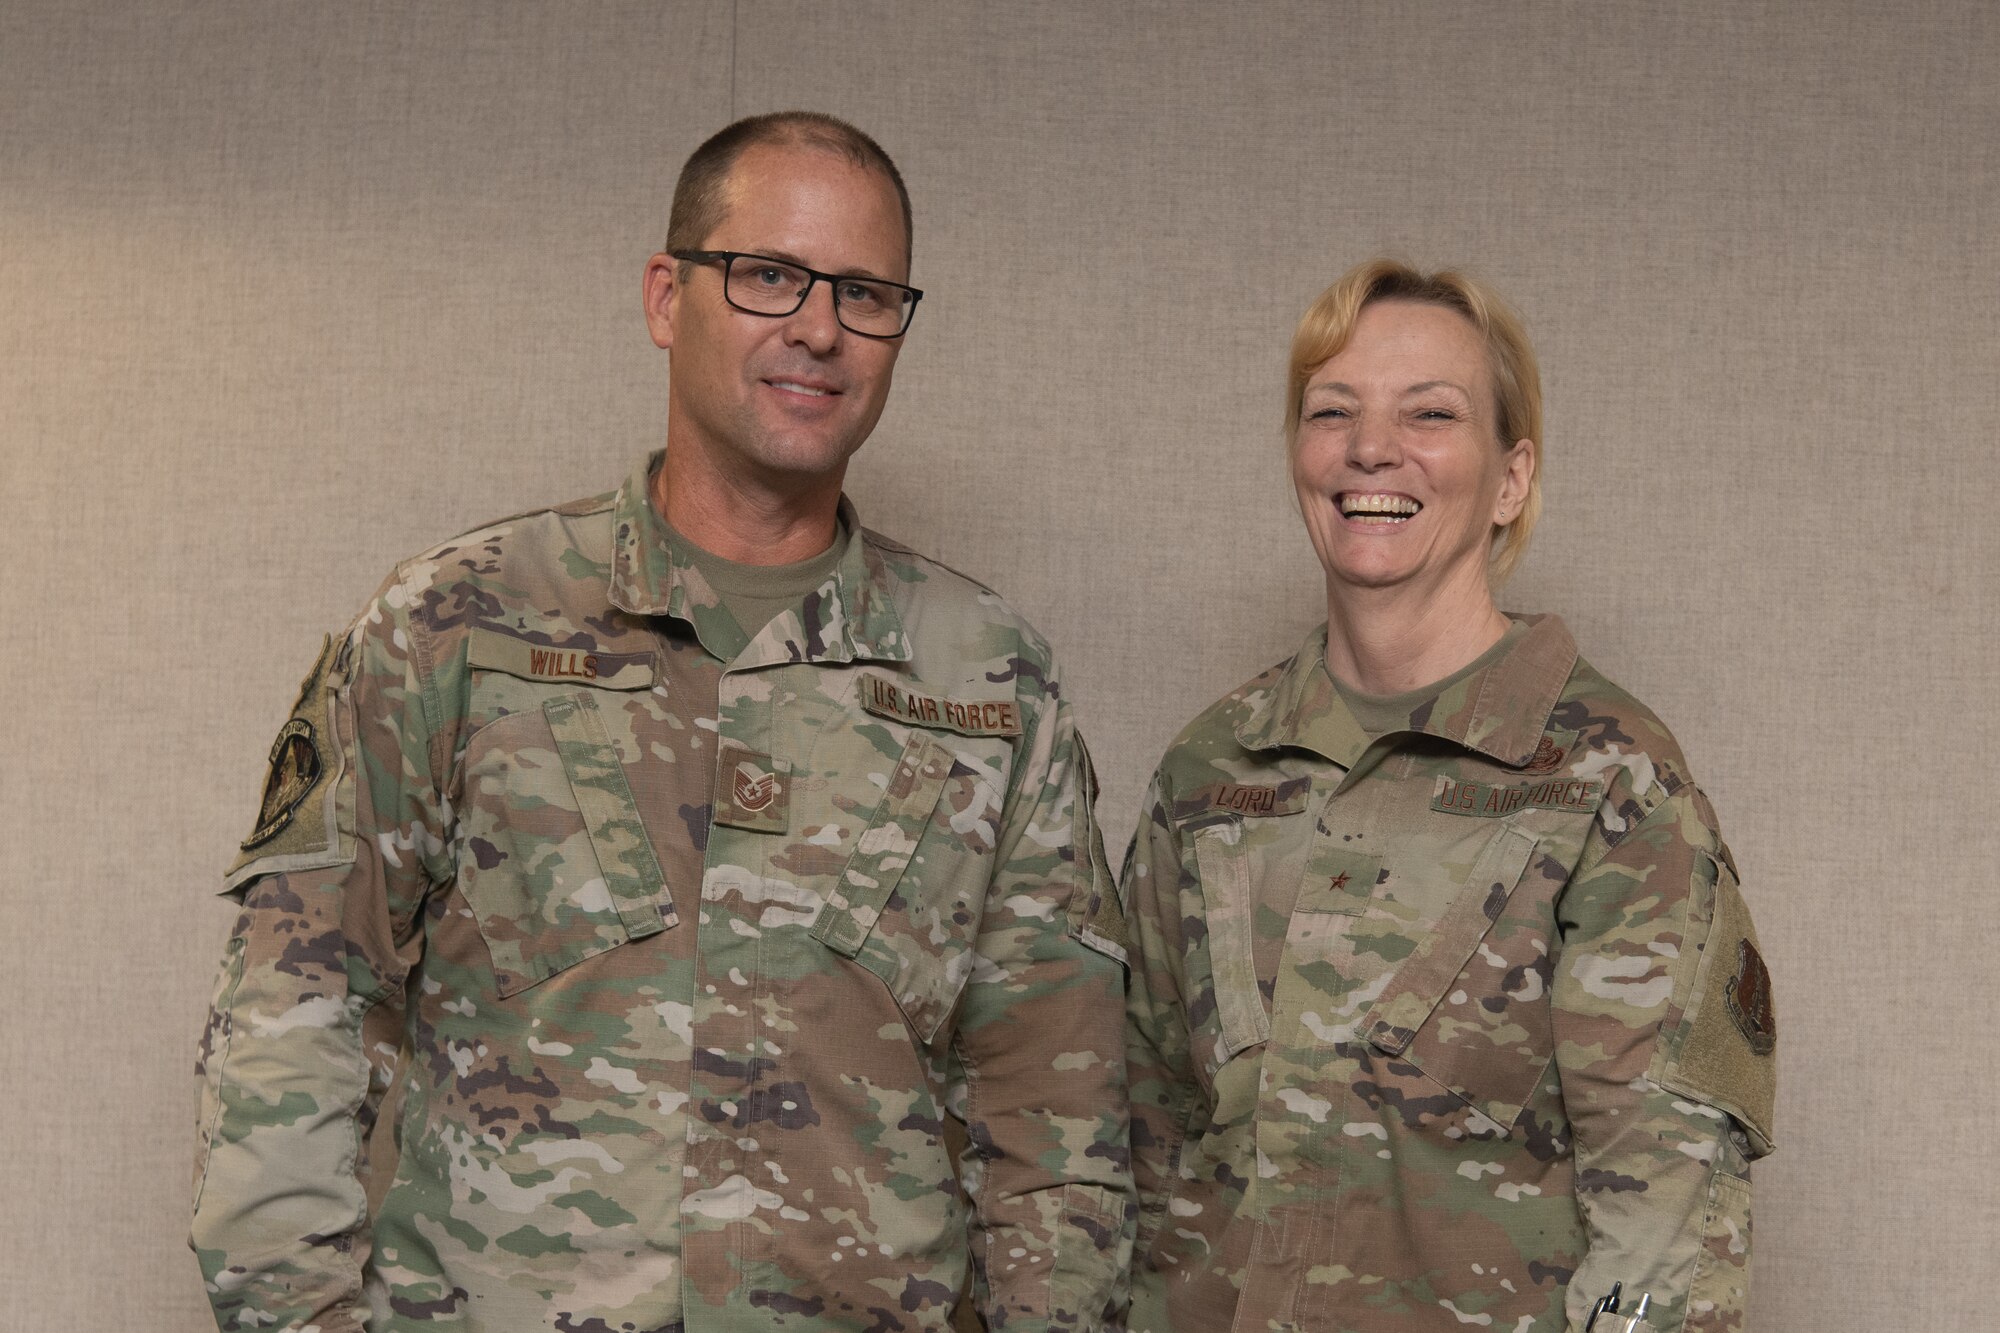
[642,253,681,350]
[1494,438,1536,524]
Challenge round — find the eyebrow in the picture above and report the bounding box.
[745,248,895,282]
[1302,379,1473,398]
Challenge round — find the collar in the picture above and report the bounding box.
[1234,613,1579,769]
[608,451,912,668]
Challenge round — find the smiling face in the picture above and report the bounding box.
[1293,299,1535,601]
[644,142,909,489]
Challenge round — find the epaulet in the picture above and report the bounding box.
[1164,655,1292,759]
[860,526,1009,603]
[415,488,617,557]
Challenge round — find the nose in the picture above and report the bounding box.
[783,276,842,354]
[1347,410,1400,470]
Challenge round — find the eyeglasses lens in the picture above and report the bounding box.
[725,259,811,314]
[723,257,910,337]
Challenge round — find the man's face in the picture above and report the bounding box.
[647,144,909,488]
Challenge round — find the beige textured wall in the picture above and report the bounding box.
[4,2,1995,1326]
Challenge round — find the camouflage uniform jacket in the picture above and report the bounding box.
[1122,615,1775,1333]
[192,454,1134,1333]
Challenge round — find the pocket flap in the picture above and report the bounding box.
[812,730,955,957]
[1192,823,1274,1069]
[543,693,670,944]
[1362,826,1538,1055]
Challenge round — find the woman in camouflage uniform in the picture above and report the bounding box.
[1122,261,1775,1333]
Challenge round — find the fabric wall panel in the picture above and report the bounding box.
[3,1,1993,1326]
[0,3,736,1327]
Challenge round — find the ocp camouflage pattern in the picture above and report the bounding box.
[192,453,1134,1332]
[1121,615,1773,1332]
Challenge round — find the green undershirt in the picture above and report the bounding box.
[1332,617,1529,737]
[665,517,850,662]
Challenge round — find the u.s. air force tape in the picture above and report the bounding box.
[1431,774,1604,818]
[859,674,1021,738]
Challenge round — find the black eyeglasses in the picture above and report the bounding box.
[672,250,923,339]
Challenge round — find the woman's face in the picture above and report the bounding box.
[1293,300,1534,599]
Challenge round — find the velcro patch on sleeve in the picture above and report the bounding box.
[1652,846,1778,1157]
[223,632,358,893]
[859,673,1021,738]
[1431,774,1603,818]
[468,627,655,690]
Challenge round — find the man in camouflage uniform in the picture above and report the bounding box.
[1122,615,1775,1331]
[192,112,1132,1333]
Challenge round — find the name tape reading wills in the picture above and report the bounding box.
[861,675,1021,738]
[468,630,655,689]
[1432,774,1605,818]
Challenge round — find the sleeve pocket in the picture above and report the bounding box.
[1064,734,1128,966]
[190,935,247,1214]
[459,692,669,998]
[1684,1169,1753,1331]
[813,730,991,1042]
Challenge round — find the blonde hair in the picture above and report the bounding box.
[1285,259,1543,584]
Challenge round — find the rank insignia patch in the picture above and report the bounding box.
[733,764,778,814]
[242,718,324,849]
[713,743,790,832]
[1726,939,1777,1055]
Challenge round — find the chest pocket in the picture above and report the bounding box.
[1358,825,1547,1131]
[812,728,1001,1043]
[1179,793,1320,1083]
[458,682,669,999]
[1189,822,1277,1077]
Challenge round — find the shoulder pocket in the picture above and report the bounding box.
[458,691,669,997]
[223,633,359,894]
[1360,826,1547,1131]
[1651,847,1777,1156]
[813,729,998,1043]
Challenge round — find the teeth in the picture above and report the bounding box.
[1340,493,1420,518]
[772,381,829,397]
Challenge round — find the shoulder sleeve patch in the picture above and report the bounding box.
[222,632,359,895]
[1651,846,1777,1156]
